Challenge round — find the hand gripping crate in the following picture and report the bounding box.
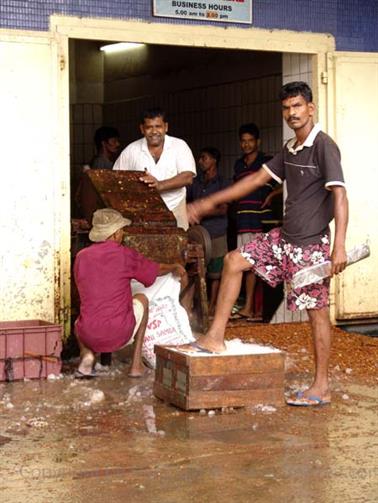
[0,320,62,381]
[153,344,285,410]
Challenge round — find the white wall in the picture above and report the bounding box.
[0,34,60,321]
[329,52,378,320]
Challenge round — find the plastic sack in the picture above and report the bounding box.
[291,242,370,289]
[131,274,194,368]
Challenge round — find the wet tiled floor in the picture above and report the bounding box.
[1,359,377,503]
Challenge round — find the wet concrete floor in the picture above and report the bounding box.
[1,359,377,503]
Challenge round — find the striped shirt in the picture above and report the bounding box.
[233,152,274,234]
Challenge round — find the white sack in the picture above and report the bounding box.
[131,274,194,368]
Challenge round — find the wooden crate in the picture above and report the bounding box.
[153,344,285,410]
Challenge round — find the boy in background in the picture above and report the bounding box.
[232,123,275,320]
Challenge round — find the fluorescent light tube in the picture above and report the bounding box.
[100,42,144,53]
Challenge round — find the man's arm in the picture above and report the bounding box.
[261,185,284,209]
[206,203,228,217]
[187,167,272,224]
[140,171,193,192]
[330,186,348,275]
[158,263,186,279]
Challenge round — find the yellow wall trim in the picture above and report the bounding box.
[50,15,335,54]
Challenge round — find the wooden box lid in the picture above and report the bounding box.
[154,344,285,376]
[87,170,177,227]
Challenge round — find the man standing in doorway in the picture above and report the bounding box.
[75,126,121,218]
[186,81,348,407]
[86,126,121,171]
[113,108,196,230]
[231,123,275,321]
[187,146,230,316]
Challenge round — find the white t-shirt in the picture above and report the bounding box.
[113,135,196,211]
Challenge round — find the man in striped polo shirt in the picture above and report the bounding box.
[232,123,275,321]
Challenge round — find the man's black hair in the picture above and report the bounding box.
[238,123,260,140]
[279,81,313,103]
[94,126,120,151]
[141,107,167,123]
[200,146,221,167]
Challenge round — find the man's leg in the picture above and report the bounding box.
[236,233,259,318]
[208,278,220,317]
[76,337,96,375]
[305,307,332,399]
[286,234,332,401]
[193,249,253,352]
[238,270,256,318]
[128,294,149,377]
[74,320,96,375]
[178,269,194,319]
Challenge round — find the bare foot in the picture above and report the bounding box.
[178,334,226,353]
[236,309,253,318]
[301,385,331,402]
[78,353,95,375]
[128,365,148,378]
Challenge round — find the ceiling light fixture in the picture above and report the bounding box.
[100,42,145,53]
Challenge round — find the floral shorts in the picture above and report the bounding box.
[239,228,330,311]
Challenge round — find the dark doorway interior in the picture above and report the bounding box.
[69,39,284,327]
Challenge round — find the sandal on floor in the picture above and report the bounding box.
[74,369,97,379]
[229,312,249,321]
[178,341,220,355]
[230,312,262,322]
[286,391,331,406]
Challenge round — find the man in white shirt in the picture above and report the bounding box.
[113,108,196,230]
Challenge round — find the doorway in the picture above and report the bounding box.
[69,39,287,322]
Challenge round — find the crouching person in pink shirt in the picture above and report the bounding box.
[74,208,186,378]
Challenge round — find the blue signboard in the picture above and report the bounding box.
[153,0,252,24]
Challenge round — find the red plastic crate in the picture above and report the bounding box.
[0,320,62,381]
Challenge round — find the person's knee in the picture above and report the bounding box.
[224,249,245,274]
[307,307,331,328]
[307,306,329,319]
[134,293,149,310]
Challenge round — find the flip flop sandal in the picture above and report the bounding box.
[74,369,97,379]
[229,312,250,321]
[286,391,331,406]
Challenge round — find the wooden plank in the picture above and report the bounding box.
[189,372,284,391]
[153,381,188,410]
[188,353,285,376]
[155,359,283,392]
[154,345,191,366]
[155,358,189,392]
[186,388,285,410]
[176,368,188,393]
[155,346,285,376]
[156,345,285,376]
